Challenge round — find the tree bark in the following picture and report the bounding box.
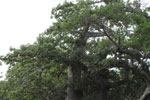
[94,87,108,100]
[67,65,82,100]
[93,71,109,100]
[66,24,89,100]
[140,84,150,100]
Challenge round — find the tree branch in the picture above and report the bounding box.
[76,31,114,38]
[87,31,110,37]
[101,25,119,48]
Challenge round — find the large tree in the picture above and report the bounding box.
[1,0,150,100]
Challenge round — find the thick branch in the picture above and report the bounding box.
[77,31,114,38]
[102,25,119,47]
[119,48,142,63]
[21,63,51,85]
[87,31,113,37]
[38,64,51,72]
[140,85,150,100]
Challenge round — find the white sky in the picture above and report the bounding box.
[0,0,71,80]
[0,0,149,80]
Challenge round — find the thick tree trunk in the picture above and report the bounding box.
[67,65,82,100]
[66,25,89,100]
[95,70,109,100]
[140,84,150,100]
[93,72,109,100]
[95,87,108,100]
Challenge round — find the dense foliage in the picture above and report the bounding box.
[0,0,150,100]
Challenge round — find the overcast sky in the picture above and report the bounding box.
[0,0,74,80]
[0,0,149,80]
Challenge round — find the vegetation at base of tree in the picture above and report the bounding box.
[0,0,150,100]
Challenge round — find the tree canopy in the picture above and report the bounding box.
[0,0,150,100]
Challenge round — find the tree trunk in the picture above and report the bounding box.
[93,73,109,100]
[95,87,108,100]
[66,25,88,100]
[67,65,82,100]
[140,84,150,100]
